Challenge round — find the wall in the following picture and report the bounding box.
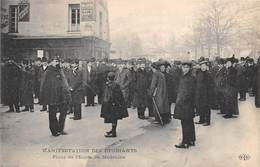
[1,0,110,41]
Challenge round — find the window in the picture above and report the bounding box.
[69,4,80,32]
[9,5,18,33]
[99,12,103,38]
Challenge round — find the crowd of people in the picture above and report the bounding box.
[1,54,260,148]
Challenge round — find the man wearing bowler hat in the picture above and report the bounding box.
[173,61,196,148]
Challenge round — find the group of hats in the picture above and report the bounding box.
[151,59,171,69]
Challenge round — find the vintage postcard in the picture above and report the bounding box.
[0,0,260,167]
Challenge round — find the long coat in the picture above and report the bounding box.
[236,64,247,92]
[195,70,214,115]
[38,65,48,104]
[214,66,226,111]
[20,66,35,106]
[40,66,71,105]
[2,62,21,105]
[115,68,131,100]
[255,63,260,108]
[170,66,182,103]
[164,72,175,103]
[223,67,239,115]
[149,71,170,114]
[133,69,149,108]
[67,68,85,104]
[173,71,196,120]
[101,81,128,123]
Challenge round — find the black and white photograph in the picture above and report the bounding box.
[0,0,260,167]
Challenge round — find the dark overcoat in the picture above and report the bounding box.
[38,65,48,104]
[20,66,35,105]
[164,72,175,103]
[170,66,182,103]
[33,64,41,98]
[195,70,214,115]
[149,71,170,114]
[133,69,149,108]
[254,63,260,108]
[115,68,131,100]
[236,64,247,92]
[223,67,239,115]
[67,68,85,104]
[173,71,196,120]
[40,66,71,105]
[101,81,128,123]
[2,62,21,105]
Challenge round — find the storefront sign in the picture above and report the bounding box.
[18,3,30,22]
[81,0,96,21]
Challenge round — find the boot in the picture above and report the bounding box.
[22,107,29,112]
[105,124,117,137]
[106,130,113,135]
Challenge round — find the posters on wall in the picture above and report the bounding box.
[81,0,96,21]
[18,3,30,22]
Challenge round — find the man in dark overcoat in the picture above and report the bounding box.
[40,57,71,136]
[3,59,21,113]
[173,62,196,148]
[222,58,239,118]
[236,57,247,101]
[133,63,150,119]
[145,65,154,117]
[214,59,226,114]
[38,57,49,111]
[85,61,97,106]
[254,57,260,108]
[149,62,170,125]
[20,60,35,112]
[245,58,255,96]
[195,61,214,126]
[33,58,42,101]
[170,62,182,103]
[67,60,85,120]
[115,64,131,102]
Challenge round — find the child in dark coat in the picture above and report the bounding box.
[101,72,128,137]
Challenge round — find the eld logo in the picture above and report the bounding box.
[238,154,251,161]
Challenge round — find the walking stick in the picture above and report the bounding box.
[152,96,164,126]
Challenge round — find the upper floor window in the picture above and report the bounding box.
[69,4,80,32]
[9,5,18,33]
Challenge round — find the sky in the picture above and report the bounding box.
[107,0,203,44]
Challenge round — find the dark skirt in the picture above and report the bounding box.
[101,102,128,123]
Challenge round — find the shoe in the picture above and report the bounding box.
[52,133,60,137]
[105,133,117,138]
[22,108,29,112]
[30,109,34,112]
[40,109,47,112]
[223,115,232,119]
[195,122,204,124]
[151,120,161,124]
[138,116,145,120]
[59,132,68,135]
[106,130,112,135]
[203,123,210,126]
[85,104,91,107]
[217,112,224,115]
[188,142,195,146]
[16,110,20,113]
[6,110,14,113]
[175,143,189,149]
[73,117,81,120]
